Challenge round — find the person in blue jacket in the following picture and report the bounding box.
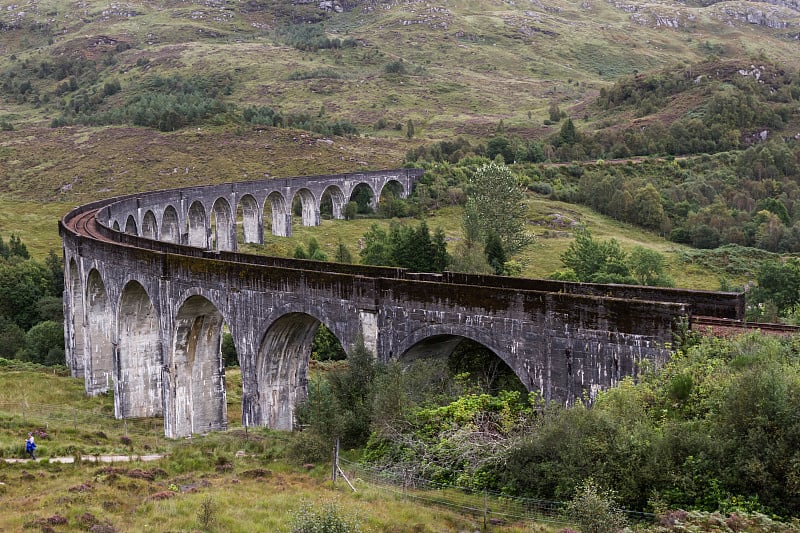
[25,432,36,460]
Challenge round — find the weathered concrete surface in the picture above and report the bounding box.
[60,169,744,438]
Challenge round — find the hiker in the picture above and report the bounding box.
[25,432,36,460]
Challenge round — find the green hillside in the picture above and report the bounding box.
[1,0,799,278]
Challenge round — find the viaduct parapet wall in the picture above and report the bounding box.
[60,169,744,438]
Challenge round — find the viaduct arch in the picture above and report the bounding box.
[60,169,744,438]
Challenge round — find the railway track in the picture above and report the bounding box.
[693,316,800,335]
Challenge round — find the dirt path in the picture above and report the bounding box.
[3,454,164,464]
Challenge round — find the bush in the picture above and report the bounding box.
[289,501,364,533]
[565,479,627,533]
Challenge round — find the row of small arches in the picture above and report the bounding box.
[110,180,405,252]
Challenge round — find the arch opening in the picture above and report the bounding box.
[320,185,346,220]
[265,191,290,237]
[117,281,162,419]
[349,183,376,215]
[378,180,408,218]
[254,312,321,430]
[237,194,261,244]
[86,270,114,396]
[400,335,526,396]
[124,215,138,236]
[292,188,319,228]
[141,210,158,240]
[187,201,208,248]
[211,197,235,252]
[169,295,227,437]
[112,220,120,232]
[161,205,180,244]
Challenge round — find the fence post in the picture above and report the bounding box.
[331,438,339,484]
[483,489,487,531]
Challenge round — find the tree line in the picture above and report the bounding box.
[0,235,65,365]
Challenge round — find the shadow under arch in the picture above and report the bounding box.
[265,191,289,237]
[397,332,528,394]
[67,258,85,378]
[124,215,138,235]
[168,295,226,437]
[86,269,113,396]
[237,194,261,244]
[161,205,180,243]
[117,280,162,419]
[187,200,207,248]
[141,210,158,240]
[320,184,346,220]
[255,312,323,430]
[211,197,234,251]
[292,188,319,227]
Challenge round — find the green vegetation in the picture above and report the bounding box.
[293,332,800,523]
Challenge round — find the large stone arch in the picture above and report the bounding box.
[255,312,321,430]
[293,188,320,227]
[86,269,114,396]
[117,280,163,419]
[211,197,235,252]
[161,205,180,244]
[266,191,290,237]
[237,194,261,244]
[393,325,531,388]
[167,295,227,438]
[320,185,347,220]
[67,259,85,378]
[141,210,158,240]
[124,214,138,235]
[187,201,208,248]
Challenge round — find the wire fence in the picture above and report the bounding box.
[338,458,657,529]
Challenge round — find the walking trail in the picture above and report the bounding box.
[3,454,164,464]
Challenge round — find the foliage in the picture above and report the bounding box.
[296,337,377,451]
[311,324,346,361]
[463,161,530,254]
[359,221,450,273]
[558,227,635,284]
[289,500,364,533]
[221,332,238,367]
[564,479,627,533]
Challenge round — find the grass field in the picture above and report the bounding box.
[0,365,552,532]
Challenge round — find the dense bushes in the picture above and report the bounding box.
[359,333,800,519]
[0,235,64,365]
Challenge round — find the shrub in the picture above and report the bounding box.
[565,479,627,533]
[290,501,364,533]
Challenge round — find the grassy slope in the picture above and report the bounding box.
[0,366,544,532]
[1,1,798,261]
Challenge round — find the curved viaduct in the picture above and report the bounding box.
[60,169,744,438]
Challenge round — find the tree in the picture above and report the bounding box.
[24,320,65,365]
[560,227,634,284]
[484,232,507,275]
[221,331,238,367]
[406,119,415,139]
[359,224,394,266]
[463,161,530,254]
[751,259,800,315]
[334,240,353,263]
[628,246,672,286]
[632,183,666,230]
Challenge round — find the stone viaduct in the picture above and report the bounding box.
[60,169,744,438]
